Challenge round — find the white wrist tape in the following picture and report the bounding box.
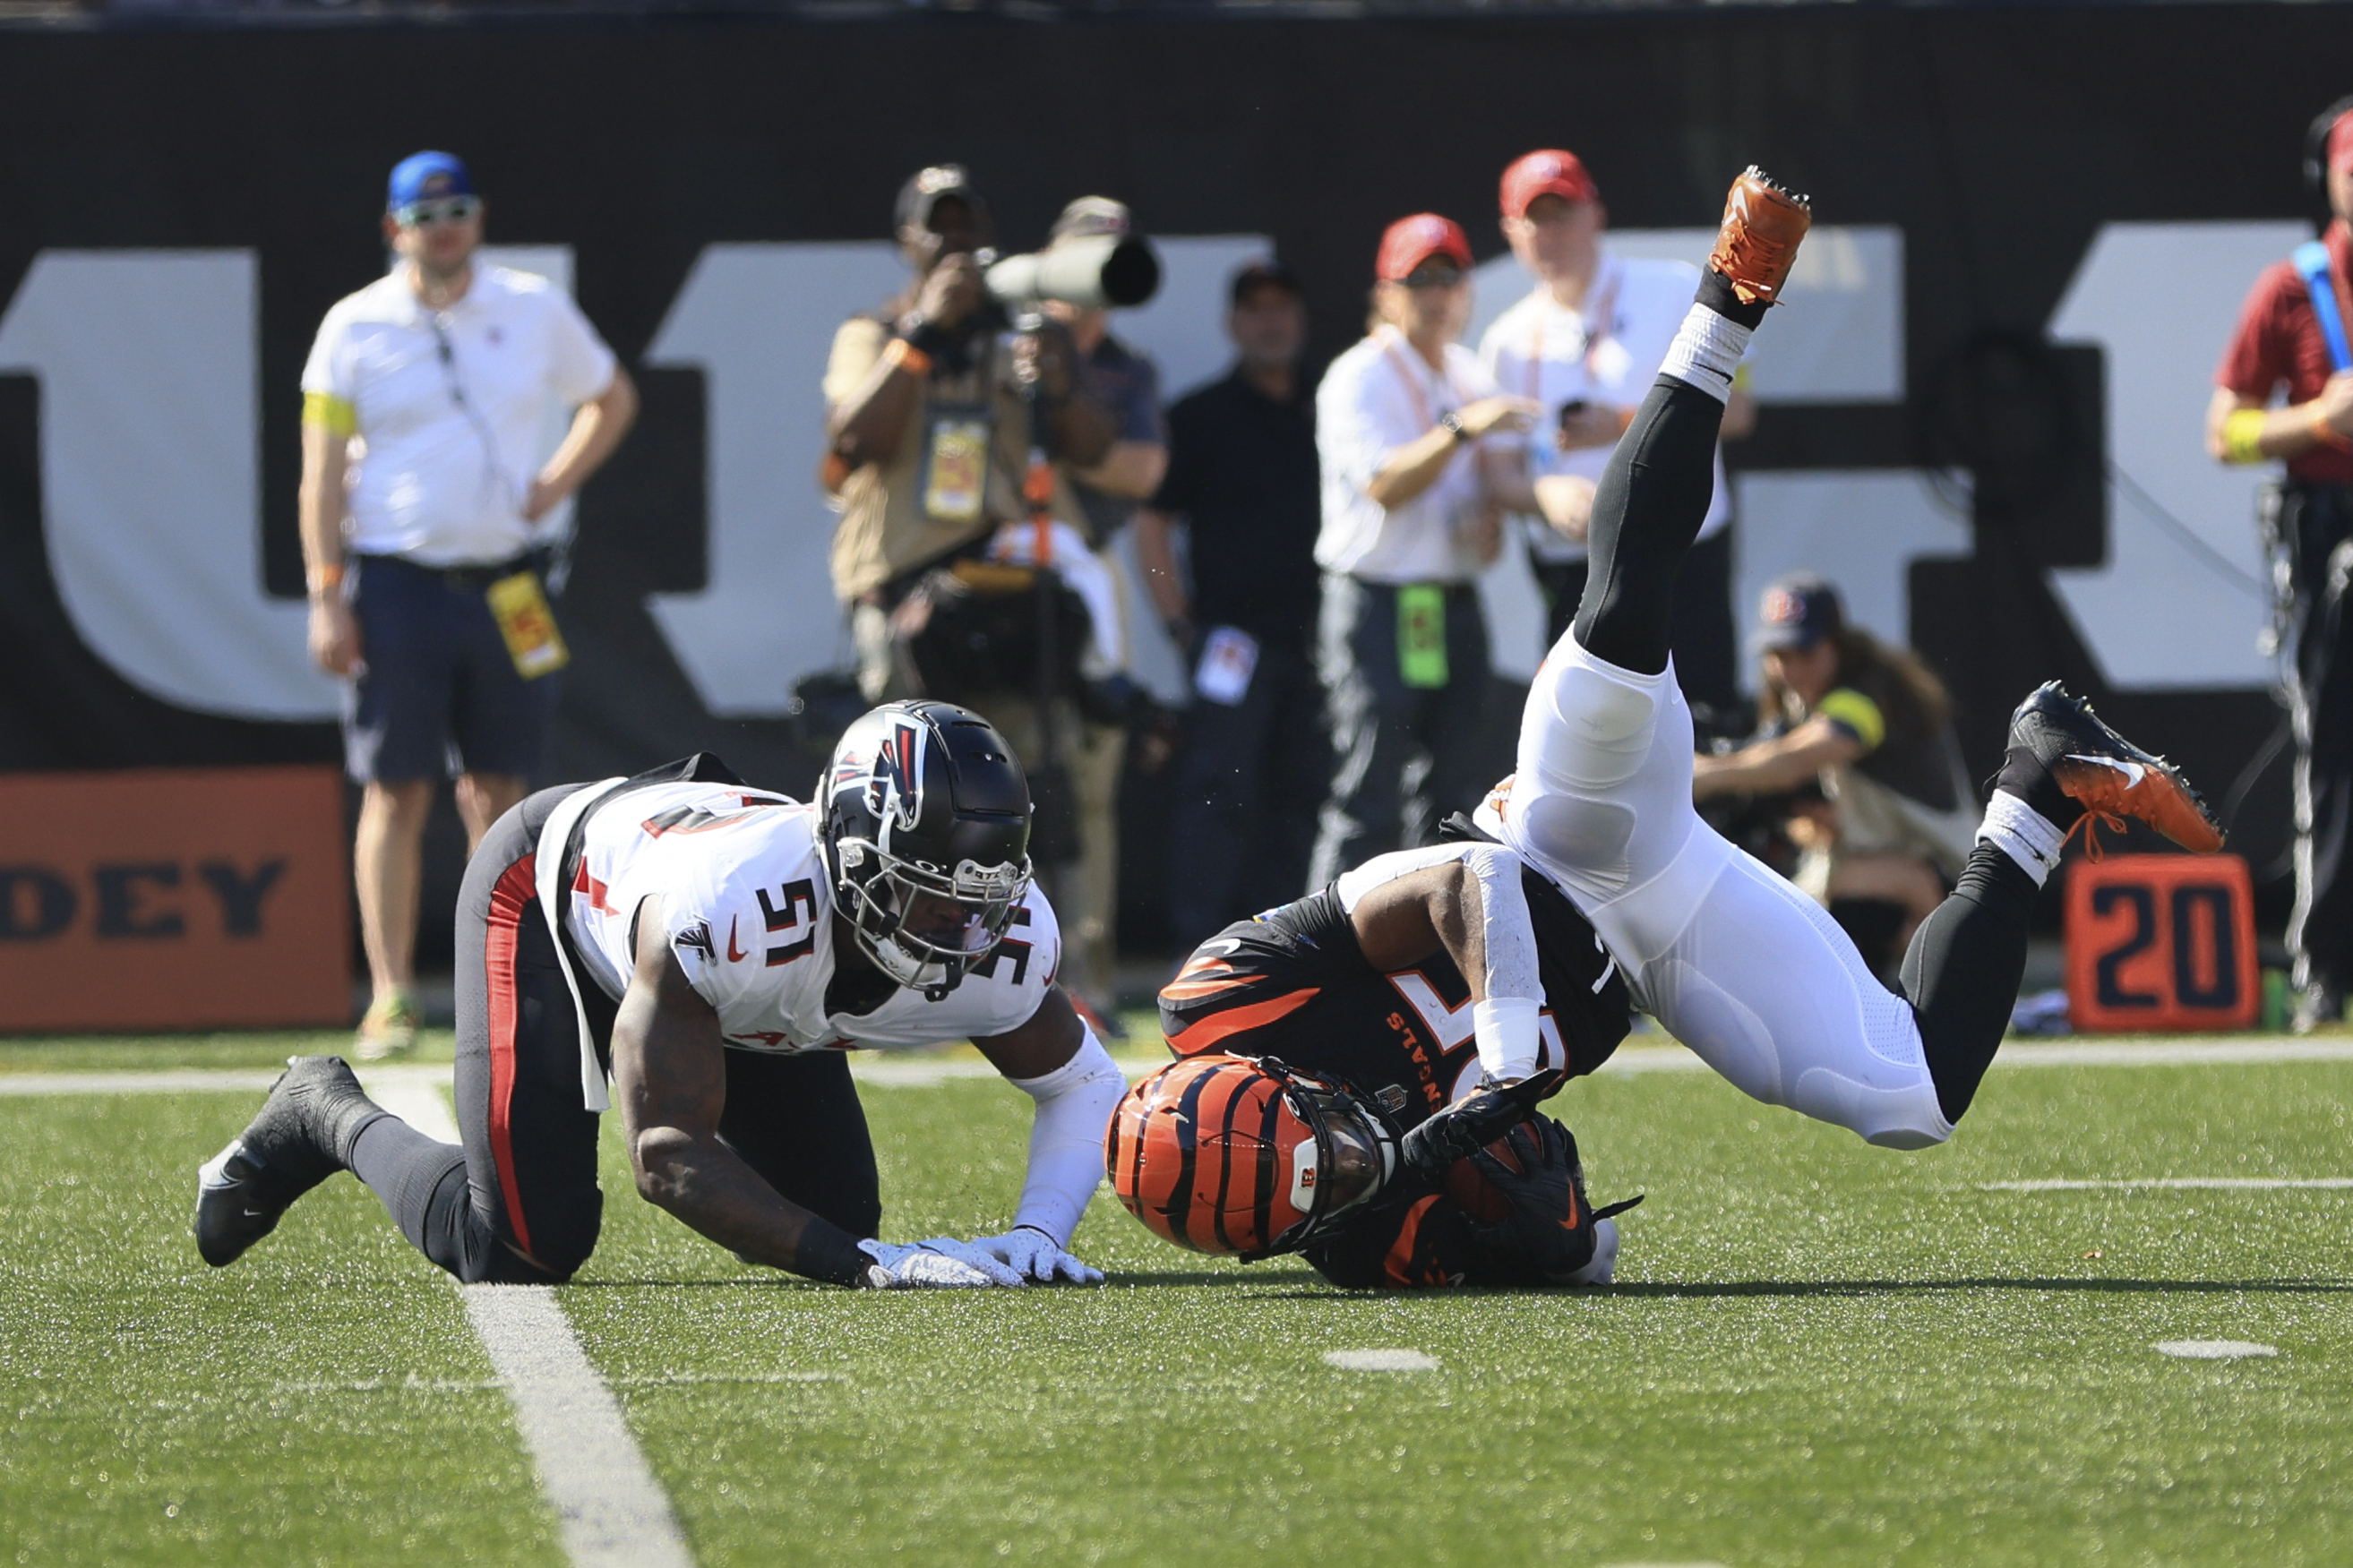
[1005,1023,1126,1246]
[1473,996,1543,1084]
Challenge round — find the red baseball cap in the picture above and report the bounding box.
[1500,149,1601,218]
[2331,109,2353,177]
[1376,214,1473,282]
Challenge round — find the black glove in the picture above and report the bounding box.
[1400,1074,1558,1182]
[1467,1118,1598,1285]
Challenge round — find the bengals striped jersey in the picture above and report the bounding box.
[1157,842,1631,1288]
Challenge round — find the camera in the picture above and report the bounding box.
[983,234,1162,311]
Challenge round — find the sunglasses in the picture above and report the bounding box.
[1403,267,1466,291]
[395,195,481,228]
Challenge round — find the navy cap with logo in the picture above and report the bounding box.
[387,151,476,213]
[1751,572,1845,653]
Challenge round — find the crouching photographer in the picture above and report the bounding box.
[822,165,1157,1024]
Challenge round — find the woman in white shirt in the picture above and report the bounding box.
[1306,214,1537,887]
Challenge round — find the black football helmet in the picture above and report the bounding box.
[818,701,1034,1000]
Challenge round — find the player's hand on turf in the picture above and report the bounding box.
[855,1238,1019,1289]
[962,1226,1106,1285]
[1468,1118,1599,1286]
[1400,1074,1555,1180]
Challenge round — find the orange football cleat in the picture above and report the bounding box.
[2008,681,2225,855]
[1707,166,1813,306]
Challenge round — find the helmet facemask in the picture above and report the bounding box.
[1263,1065,1399,1256]
[833,836,1031,1002]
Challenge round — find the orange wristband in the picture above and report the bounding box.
[887,338,934,378]
[306,561,345,595]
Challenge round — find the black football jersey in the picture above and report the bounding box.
[1156,854,1632,1288]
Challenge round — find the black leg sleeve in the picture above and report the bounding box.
[1895,842,2039,1126]
[348,1116,501,1281]
[1572,377,1730,676]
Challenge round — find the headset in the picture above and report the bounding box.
[2301,95,2353,233]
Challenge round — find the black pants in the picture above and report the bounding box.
[348,784,880,1282]
[1533,523,1739,715]
[1578,374,2031,1126]
[1310,578,1493,888]
[1167,638,1330,950]
[2274,482,2353,996]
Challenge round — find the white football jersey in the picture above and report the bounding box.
[562,781,1060,1053]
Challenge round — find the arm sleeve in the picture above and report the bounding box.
[1003,1021,1127,1245]
[544,290,619,405]
[1333,842,1545,1081]
[1121,354,1166,444]
[825,318,891,407]
[299,306,353,406]
[2217,265,2291,401]
[1317,353,1419,494]
[1814,687,1887,754]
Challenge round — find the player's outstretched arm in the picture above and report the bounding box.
[1344,844,1549,1085]
[942,988,1126,1285]
[611,898,1012,1289]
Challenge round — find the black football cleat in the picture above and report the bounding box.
[2007,681,2224,854]
[193,1055,384,1267]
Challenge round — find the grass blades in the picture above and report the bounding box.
[1,1049,2347,1566]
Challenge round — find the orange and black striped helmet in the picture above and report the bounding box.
[1105,1054,1396,1260]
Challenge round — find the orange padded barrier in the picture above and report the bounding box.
[0,767,348,1032]
[2065,853,2256,1033]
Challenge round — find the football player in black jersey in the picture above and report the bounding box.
[1111,167,2225,1290]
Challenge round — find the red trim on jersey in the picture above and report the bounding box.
[1164,987,1320,1055]
[484,852,538,1257]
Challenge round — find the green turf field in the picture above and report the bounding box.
[2,1038,2347,1567]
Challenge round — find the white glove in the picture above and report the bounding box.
[855,1238,1019,1289]
[961,1226,1105,1285]
[1562,1217,1619,1287]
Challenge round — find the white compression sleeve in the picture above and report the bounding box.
[1335,843,1545,1082]
[1005,1024,1127,1245]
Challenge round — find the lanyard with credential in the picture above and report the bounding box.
[1378,329,1464,433]
[1522,264,1622,398]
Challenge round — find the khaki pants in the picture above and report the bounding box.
[849,601,1122,1006]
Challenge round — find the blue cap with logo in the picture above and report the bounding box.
[1751,572,1845,653]
[387,151,477,213]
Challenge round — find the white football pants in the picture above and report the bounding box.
[1481,636,1954,1149]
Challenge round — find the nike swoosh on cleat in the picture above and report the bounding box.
[2065,754,2146,786]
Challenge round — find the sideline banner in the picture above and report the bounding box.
[0,767,348,1032]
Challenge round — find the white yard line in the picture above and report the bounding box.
[360,1074,697,1568]
[1983,1177,2353,1192]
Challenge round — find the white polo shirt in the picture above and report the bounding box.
[1314,326,1498,585]
[1477,249,1730,566]
[301,264,617,568]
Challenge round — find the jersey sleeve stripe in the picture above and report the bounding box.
[483,853,541,1258]
[1382,1195,1443,1288]
[1164,988,1321,1056]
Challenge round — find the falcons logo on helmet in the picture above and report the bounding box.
[863,721,926,836]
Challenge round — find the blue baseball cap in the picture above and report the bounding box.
[1751,572,1845,653]
[387,151,477,212]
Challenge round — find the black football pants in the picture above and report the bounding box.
[2274,482,2353,998]
[1577,374,2031,1126]
[346,785,882,1282]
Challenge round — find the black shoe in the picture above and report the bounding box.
[193,1055,383,1268]
[2006,681,2224,853]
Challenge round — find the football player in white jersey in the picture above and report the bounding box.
[193,701,1128,1290]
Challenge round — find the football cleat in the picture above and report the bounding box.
[2007,681,2224,854]
[1707,166,1812,306]
[193,1055,383,1267]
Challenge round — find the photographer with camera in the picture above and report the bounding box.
[822,166,1132,1026]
